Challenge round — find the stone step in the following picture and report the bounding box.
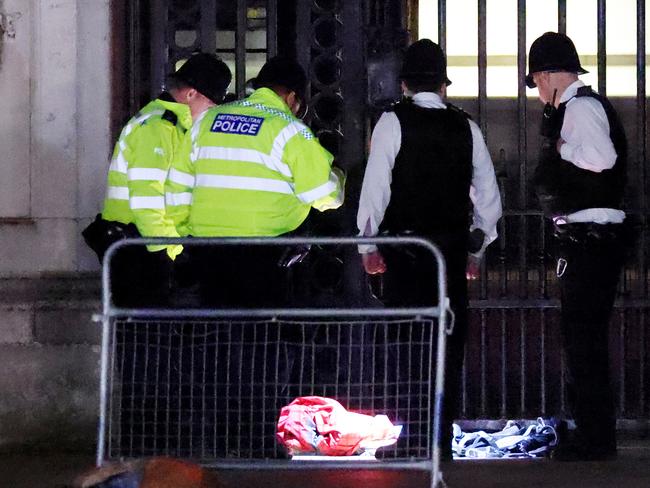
[0,274,101,305]
[0,343,99,451]
[0,275,101,346]
[1,301,101,346]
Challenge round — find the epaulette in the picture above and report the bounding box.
[161,109,178,126]
[575,85,595,97]
[572,85,610,114]
[446,102,472,120]
[572,85,606,107]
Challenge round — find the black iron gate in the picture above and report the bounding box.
[437,0,650,426]
[112,0,650,427]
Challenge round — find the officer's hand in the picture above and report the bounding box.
[556,137,565,154]
[468,228,486,254]
[362,250,387,275]
[466,255,481,281]
[173,250,196,288]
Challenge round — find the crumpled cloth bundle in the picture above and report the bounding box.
[452,417,558,459]
[276,396,402,456]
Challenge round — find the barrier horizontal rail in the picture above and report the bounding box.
[101,236,449,317]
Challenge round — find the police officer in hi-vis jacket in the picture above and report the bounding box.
[166,56,344,307]
[96,52,231,306]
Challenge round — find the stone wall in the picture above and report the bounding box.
[0,0,110,277]
[0,0,109,451]
[0,276,101,451]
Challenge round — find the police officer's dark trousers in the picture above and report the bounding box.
[189,244,295,457]
[378,233,468,459]
[555,224,623,454]
[111,245,172,307]
[110,247,174,455]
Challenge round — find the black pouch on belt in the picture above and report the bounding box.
[82,213,140,262]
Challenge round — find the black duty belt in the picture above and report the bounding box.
[553,222,622,244]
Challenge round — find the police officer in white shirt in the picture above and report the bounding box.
[357,39,502,460]
[527,32,627,461]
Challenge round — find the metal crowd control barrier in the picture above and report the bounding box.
[95,236,451,488]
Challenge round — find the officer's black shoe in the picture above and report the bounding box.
[439,442,454,462]
[551,443,617,462]
[440,449,454,462]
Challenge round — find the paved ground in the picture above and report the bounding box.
[2,439,650,487]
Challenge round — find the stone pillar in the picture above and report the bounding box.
[0,0,110,277]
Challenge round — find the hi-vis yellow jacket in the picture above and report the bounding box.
[101,95,192,258]
[166,88,344,237]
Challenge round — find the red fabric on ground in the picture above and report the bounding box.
[277,396,400,456]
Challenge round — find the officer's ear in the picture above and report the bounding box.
[185,87,199,102]
[286,91,303,117]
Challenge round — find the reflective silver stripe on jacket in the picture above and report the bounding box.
[106,186,129,200]
[195,174,295,195]
[165,192,193,206]
[193,146,292,178]
[129,196,166,210]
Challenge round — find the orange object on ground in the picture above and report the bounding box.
[141,457,214,488]
[277,396,401,456]
[72,457,221,488]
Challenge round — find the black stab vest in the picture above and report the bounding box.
[533,85,627,216]
[379,100,474,238]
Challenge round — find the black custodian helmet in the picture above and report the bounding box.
[253,56,308,102]
[400,38,452,86]
[168,52,232,104]
[526,32,588,88]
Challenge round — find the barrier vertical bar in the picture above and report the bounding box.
[96,241,116,466]
[500,309,507,417]
[480,310,487,415]
[640,311,646,415]
[432,273,447,488]
[540,310,547,415]
[96,314,111,466]
[619,310,627,416]
[539,216,547,298]
[520,309,526,413]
